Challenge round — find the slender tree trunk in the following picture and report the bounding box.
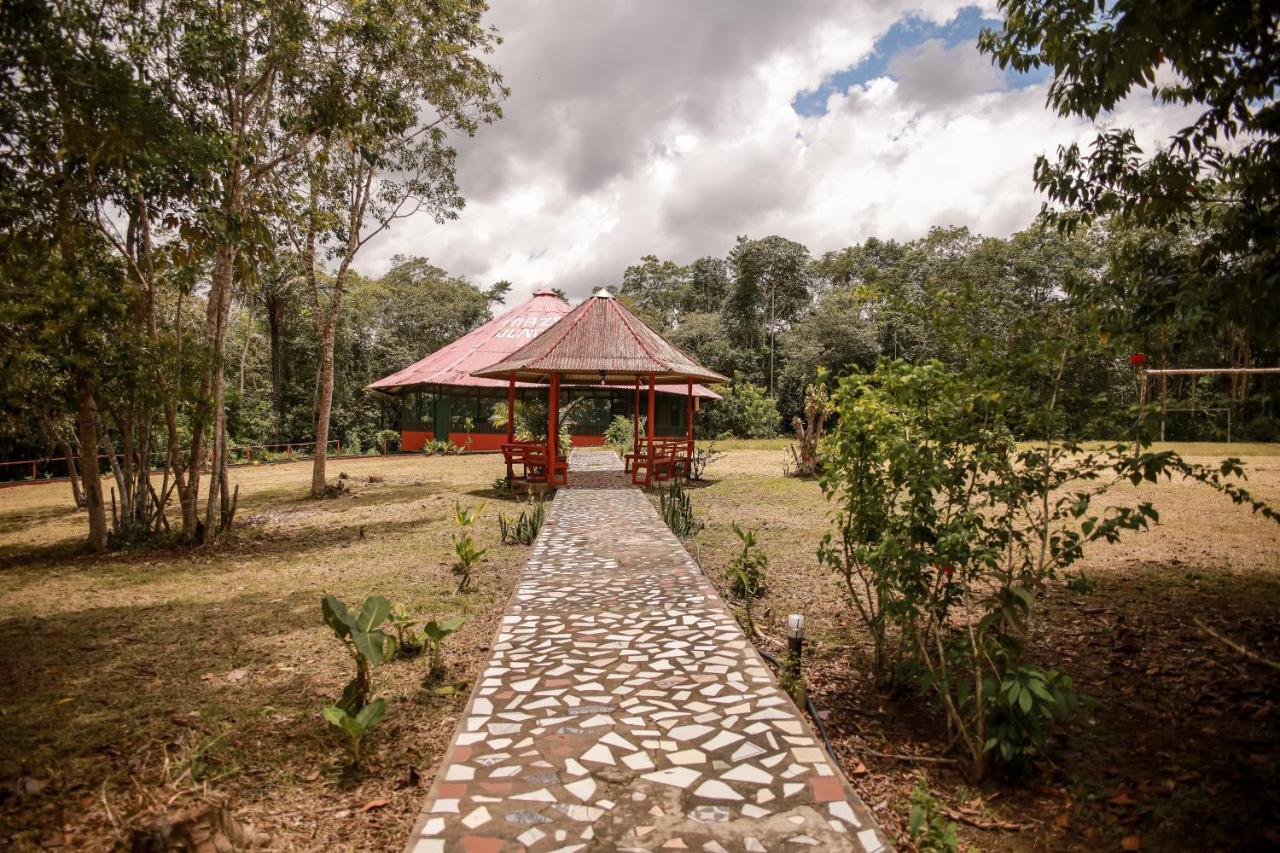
[311,316,337,496]
[198,238,238,543]
[60,438,85,508]
[75,377,108,553]
[267,294,285,443]
[239,306,252,399]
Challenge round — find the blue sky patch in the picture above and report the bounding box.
[791,5,1048,116]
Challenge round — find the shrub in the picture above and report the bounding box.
[704,381,782,438]
[818,359,1276,780]
[604,414,643,449]
[375,429,400,452]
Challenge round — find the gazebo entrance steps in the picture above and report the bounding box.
[406,448,889,852]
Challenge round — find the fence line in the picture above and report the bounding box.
[0,439,398,489]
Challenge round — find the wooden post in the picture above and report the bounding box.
[646,373,656,487]
[549,373,560,486]
[686,379,694,442]
[633,375,640,452]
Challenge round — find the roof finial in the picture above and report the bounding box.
[593,287,614,299]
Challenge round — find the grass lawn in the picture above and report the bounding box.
[687,445,1280,851]
[1,444,1277,851]
[0,453,526,851]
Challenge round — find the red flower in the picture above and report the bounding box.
[1128,353,1147,365]
[944,564,954,578]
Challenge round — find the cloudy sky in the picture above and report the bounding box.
[364,1,1194,303]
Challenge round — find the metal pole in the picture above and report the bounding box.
[786,614,806,706]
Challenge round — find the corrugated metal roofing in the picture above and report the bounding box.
[367,290,720,398]
[472,292,729,385]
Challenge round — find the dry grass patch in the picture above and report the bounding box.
[0,454,534,851]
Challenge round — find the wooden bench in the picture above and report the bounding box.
[631,441,681,485]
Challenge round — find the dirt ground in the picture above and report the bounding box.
[688,444,1280,852]
[0,445,1277,851]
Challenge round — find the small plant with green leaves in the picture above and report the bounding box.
[492,475,514,497]
[1065,571,1096,594]
[322,700,386,764]
[499,498,546,545]
[386,602,422,658]
[658,480,702,539]
[725,522,768,635]
[908,776,960,852]
[451,501,486,592]
[422,615,467,681]
[687,435,726,481]
[320,594,391,763]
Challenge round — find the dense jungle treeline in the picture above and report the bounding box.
[6,219,1277,485]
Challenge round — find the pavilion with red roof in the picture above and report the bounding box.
[367,289,719,452]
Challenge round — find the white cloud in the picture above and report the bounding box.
[361,1,1199,303]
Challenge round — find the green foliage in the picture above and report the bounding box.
[321,594,390,713]
[983,666,1078,767]
[979,0,1280,346]
[658,481,702,539]
[704,381,782,439]
[1065,572,1096,595]
[499,499,546,546]
[375,429,400,453]
[604,414,643,450]
[818,359,1276,780]
[907,776,960,853]
[386,602,422,658]
[321,594,392,762]
[488,398,577,451]
[322,699,386,764]
[725,523,767,635]
[422,615,466,679]
[451,502,486,592]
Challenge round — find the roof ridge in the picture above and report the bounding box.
[612,298,668,367]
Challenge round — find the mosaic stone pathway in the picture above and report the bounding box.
[406,449,888,852]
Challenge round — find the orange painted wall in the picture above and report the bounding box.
[401,430,432,451]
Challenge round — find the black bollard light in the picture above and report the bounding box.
[785,613,807,706]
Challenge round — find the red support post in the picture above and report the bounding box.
[687,379,694,442]
[633,375,640,451]
[549,373,560,486]
[506,376,516,480]
[646,373,656,487]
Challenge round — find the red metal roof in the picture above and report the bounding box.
[367,290,720,398]
[473,292,729,385]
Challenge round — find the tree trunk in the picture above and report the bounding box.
[311,317,337,497]
[60,438,85,508]
[75,377,108,553]
[266,293,285,444]
[199,240,238,543]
